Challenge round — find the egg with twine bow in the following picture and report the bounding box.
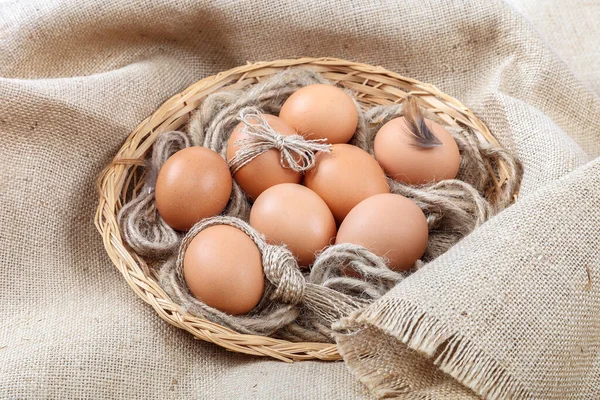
[226,108,331,200]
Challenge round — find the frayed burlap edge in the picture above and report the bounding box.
[333,298,533,400]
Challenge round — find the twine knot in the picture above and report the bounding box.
[228,107,332,174]
[262,244,305,305]
[272,134,286,151]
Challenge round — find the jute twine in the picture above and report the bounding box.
[117,130,189,258]
[156,216,401,339]
[117,68,522,342]
[228,108,332,174]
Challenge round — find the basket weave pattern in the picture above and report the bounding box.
[95,57,510,362]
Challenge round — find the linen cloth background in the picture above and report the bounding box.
[1,0,598,398]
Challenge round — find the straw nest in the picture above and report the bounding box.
[95,57,517,362]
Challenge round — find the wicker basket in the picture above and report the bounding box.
[95,57,512,362]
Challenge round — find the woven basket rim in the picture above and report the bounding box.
[95,57,510,362]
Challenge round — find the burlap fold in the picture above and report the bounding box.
[335,158,600,399]
[1,0,599,398]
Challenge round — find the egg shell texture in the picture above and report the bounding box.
[304,144,390,224]
[335,193,428,271]
[250,183,337,267]
[183,224,265,315]
[279,84,358,144]
[155,146,232,231]
[374,117,460,185]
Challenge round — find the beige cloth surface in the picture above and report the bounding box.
[505,0,600,95]
[1,0,599,399]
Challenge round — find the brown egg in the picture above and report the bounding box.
[374,117,460,185]
[155,146,232,231]
[183,225,264,315]
[250,183,336,267]
[226,114,302,200]
[336,194,428,271]
[279,84,358,144]
[304,144,390,224]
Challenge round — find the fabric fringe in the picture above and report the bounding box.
[334,299,533,400]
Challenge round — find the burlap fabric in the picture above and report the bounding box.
[1,0,599,399]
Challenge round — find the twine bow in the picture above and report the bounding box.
[228,108,332,174]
